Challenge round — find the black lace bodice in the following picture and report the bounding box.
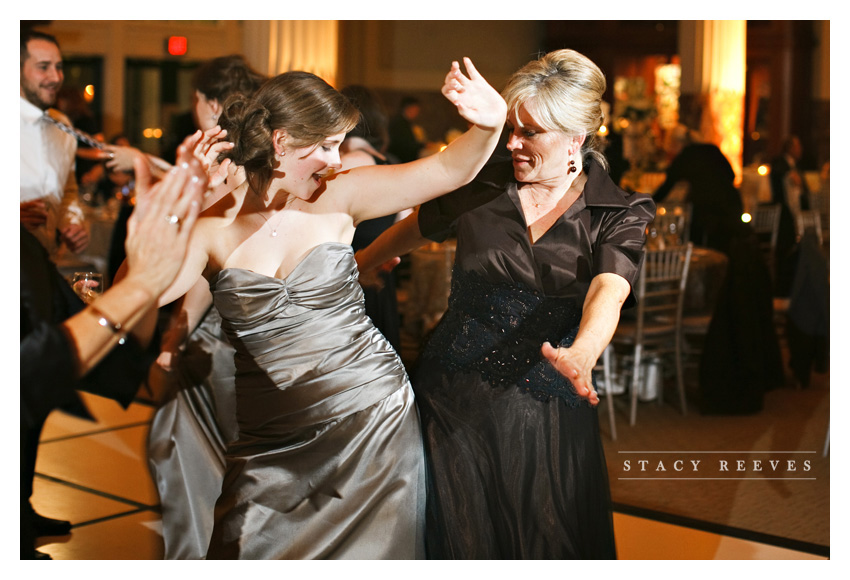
[423,267,590,407]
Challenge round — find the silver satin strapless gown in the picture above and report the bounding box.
[205,243,425,559]
[147,307,237,559]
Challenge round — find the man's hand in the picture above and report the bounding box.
[20,200,48,229]
[60,223,90,253]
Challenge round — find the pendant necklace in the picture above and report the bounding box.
[257,206,284,237]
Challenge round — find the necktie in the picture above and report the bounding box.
[43,113,104,150]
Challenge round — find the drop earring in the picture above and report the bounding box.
[568,159,577,173]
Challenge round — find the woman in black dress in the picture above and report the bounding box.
[356,49,655,558]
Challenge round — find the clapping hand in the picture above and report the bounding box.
[442,57,507,132]
[541,341,599,406]
[124,139,207,298]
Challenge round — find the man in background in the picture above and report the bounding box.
[19,28,90,552]
[20,28,89,259]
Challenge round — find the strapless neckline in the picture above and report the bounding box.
[211,241,353,286]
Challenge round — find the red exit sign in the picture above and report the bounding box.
[167,36,188,56]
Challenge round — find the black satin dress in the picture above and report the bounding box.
[414,158,654,559]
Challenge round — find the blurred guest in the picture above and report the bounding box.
[770,135,810,296]
[652,131,743,253]
[388,95,425,162]
[341,84,402,353]
[20,29,89,259]
[21,146,207,559]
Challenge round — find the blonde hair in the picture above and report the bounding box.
[502,49,608,169]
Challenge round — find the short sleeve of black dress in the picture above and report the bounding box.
[582,160,655,307]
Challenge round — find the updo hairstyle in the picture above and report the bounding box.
[220,71,360,194]
[501,49,608,169]
[192,54,266,103]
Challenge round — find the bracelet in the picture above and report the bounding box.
[89,304,127,345]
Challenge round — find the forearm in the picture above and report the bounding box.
[160,278,213,355]
[571,273,631,360]
[62,275,158,378]
[355,210,427,273]
[433,124,502,189]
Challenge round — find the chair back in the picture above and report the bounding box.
[614,242,693,425]
[647,202,692,249]
[752,203,782,270]
[796,210,823,246]
[634,243,694,343]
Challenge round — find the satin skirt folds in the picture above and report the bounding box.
[414,362,617,559]
[147,308,238,560]
[207,385,425,559]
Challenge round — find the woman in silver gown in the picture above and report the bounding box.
[145,55,266,560]
[150,59,507,559]
[356,49,655,558]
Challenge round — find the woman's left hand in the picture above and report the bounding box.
[541,341,599,406]
[441,57,507,131]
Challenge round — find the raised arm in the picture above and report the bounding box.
[339,58,507,223]
[540,273,631,406]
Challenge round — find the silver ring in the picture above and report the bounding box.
[165,214,180,225]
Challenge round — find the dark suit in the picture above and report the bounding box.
[20,226,153,558]
[769,155,811,296]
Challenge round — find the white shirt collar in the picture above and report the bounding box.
[20,96,47,125]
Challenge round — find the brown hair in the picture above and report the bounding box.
[192,55,266,103]
[221,71,360,194]
[21,29,60,67]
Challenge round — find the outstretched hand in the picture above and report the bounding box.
[541,341,599,406]
[441,57,507,131]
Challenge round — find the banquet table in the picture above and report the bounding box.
[403,240,456,336]
[684,247,728,315]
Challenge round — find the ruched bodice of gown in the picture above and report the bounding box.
[206,242,425,559]
[210,242,408,441]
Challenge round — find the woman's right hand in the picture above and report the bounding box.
[185,126,234,189]
[122,142,207,300]
[442,57,507,131]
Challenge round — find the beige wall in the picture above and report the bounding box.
[45,20,244,137]
[339,21,541,93]
[39,20,542,148]
[813,20,829,100]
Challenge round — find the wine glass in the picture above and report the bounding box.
[70,272,104,304]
